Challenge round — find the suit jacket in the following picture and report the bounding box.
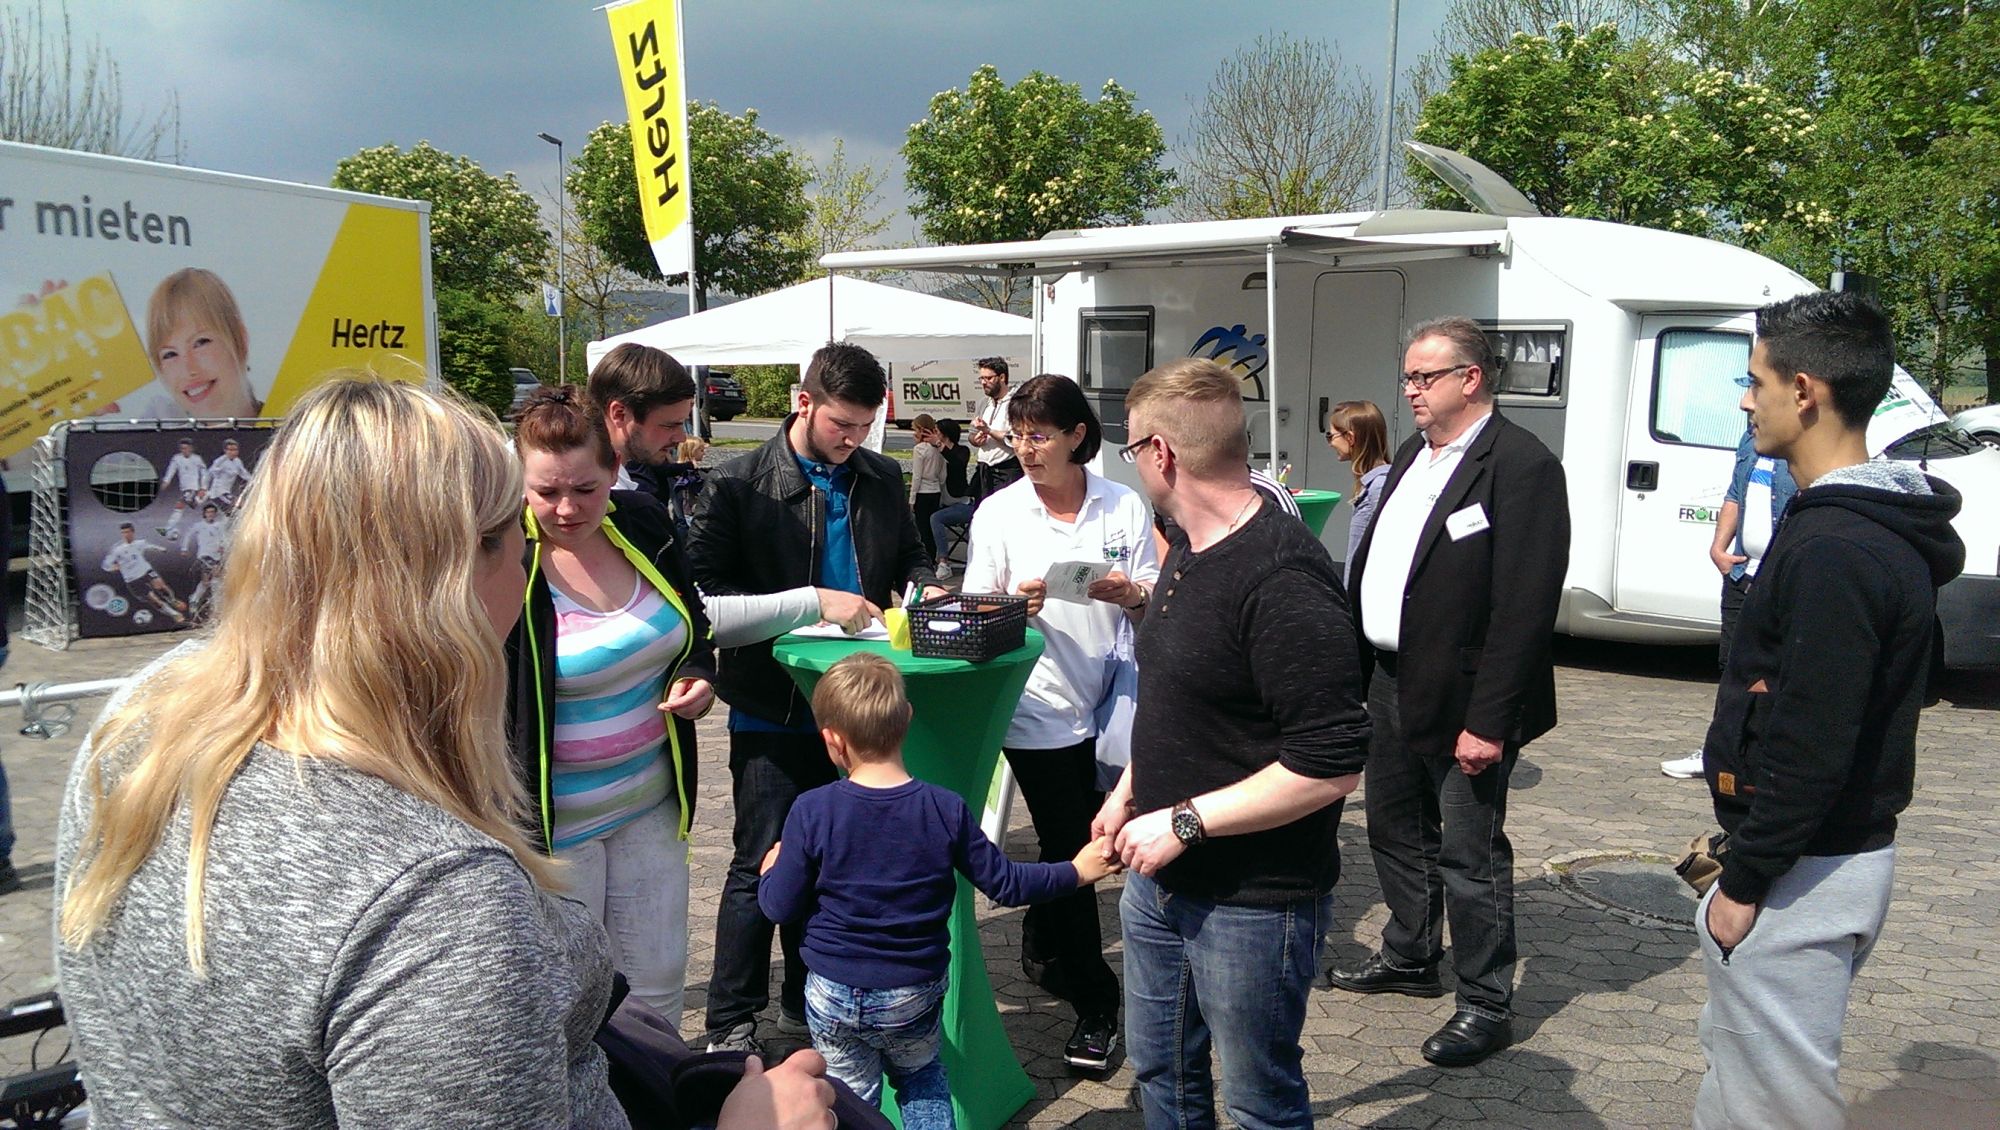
[1348,410,1570,759]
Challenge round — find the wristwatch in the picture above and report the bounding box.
[1170,799,1206,848]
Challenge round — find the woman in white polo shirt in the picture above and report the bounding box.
[961,374,1160,1074]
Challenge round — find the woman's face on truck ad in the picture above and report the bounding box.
[155,319,255,418]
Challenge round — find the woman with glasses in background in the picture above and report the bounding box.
[1327,400,1392,589]
[960,374,1159,1074]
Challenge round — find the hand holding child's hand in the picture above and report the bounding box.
[1071,835,1123,884]
[760,841,782,875]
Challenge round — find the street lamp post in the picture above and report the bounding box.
[537,131,567,383]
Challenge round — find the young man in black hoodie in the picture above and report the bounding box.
[1694,291,1964,1130]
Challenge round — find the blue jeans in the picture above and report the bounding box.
[1121,871,1328,1130]
[928,502,974,563]
[805,972,953,1130]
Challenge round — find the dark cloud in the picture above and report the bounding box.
[60,0,1453,234]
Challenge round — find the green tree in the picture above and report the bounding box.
[1411,23,1820,249]
[1176,34,1379,221]
[903,65,1176,310]
[1660,0,2000,400]
[434,288,516,416]
[788,139,894,276]
[569,105,813,308]
[331,141,550,302]
[0,0,181,159]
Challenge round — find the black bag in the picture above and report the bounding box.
[596,996,893,1130]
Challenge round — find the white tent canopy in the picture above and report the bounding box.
[584,275,1032,370]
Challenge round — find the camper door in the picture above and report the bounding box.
[1616,315,1753,625]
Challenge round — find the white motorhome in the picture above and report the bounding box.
[824,147,2000,668]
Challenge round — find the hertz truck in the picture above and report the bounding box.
[0,140,436,498]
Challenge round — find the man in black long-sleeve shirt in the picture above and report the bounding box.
[1693,291,1963,1130]
[1091,357,1369,1129]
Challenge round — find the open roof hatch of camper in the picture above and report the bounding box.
[820,210,1510,277]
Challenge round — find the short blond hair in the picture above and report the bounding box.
[812,653,911,759]
[1125,357,1249,477]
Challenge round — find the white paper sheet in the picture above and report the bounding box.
[1043,560,1113,604]
[789,619,892,641]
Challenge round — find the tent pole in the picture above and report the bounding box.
[1265,244,1280,476]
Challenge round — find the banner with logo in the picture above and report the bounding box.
[605,0,695,280]
[0,141,433,490]
[64,421,276,639]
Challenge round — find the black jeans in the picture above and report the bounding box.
[1003,739,1121,1021]
[913,492,941,560]
[705,729,839,1032]
[1362,664,1517,1021]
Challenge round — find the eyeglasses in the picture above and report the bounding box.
[1325,427,1349,442]
[1005,431,1056,448]
[1400,363,1470,390]
[1117,434,1160,464]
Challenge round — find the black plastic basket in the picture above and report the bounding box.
[908,591,1028,661]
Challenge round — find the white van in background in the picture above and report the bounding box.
[823,146,2000,668]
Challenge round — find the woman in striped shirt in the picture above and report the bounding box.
[506,385,717,1030]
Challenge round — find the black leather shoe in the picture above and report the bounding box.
[1420,1009,1512,1067]
[1324,952,1445,997]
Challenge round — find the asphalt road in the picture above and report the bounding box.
[707,416,915,453]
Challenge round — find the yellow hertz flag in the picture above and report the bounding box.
[606,0,694,279]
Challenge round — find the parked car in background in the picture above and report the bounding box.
[702,371,747,422]
[508,368,539,417]
[1954,404,2000,446]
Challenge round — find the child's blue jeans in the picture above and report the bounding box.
[804,971,952,1130]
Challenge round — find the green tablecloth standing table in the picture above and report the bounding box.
[1290,488,1344,538]
[769,628,1046,1130]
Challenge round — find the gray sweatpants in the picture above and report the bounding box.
[1693,846,1896,1130]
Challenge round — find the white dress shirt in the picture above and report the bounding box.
[1359,411,1492,653]
[972,385,1016,468]
[962,471,1161,749]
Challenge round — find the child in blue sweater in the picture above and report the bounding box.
[758,652,1118,1129]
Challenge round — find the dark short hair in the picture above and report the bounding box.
[202,503,219,514]
[802,342,886,410]
[119,522,134,531]
[1407,316,1497,393]
[976,357,1009,379]
[1007,374,1101,464]
[935,417,961,444]
[588,343,694,421]
[1755,291,1894,429]
[515,384,618,469]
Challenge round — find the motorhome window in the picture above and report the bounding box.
[1652,330,1751,448]
[1482,326,1564,397]
[1079,308,1154,394]
[1883,421,1983,461]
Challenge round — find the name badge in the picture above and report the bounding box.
[1446,503,1491,541]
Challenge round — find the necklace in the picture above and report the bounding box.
[1225,491,1258,534]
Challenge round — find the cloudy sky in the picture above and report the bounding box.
[55,0,1458,238]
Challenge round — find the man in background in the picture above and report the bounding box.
[589,342,697,498]
[1330,316,1570,1068]
[1662,424,1796,778]
[966,357,1021,501]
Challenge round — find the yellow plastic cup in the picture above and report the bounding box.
[884,606,913,650]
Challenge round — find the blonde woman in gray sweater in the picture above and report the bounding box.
[55,380,835,1130]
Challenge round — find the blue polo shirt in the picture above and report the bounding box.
[731,451,862,734]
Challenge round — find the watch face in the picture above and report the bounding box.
[1172,808,1202,845]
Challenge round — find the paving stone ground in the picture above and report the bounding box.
[4,619,1998,1127]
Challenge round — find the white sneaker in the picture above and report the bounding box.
[1660,751,1704,779]
[935,561,953,580]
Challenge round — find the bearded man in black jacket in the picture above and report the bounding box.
[1692,290,1963,1130]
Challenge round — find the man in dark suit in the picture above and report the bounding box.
[1327,316,1570,1067]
